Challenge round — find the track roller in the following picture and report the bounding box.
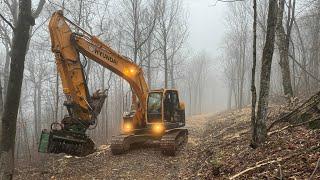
[110,135,131,155]
[160,129,188,156]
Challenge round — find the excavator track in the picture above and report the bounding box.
[110,134,131,155]
[160,129,188,156]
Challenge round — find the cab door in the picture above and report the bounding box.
[146,92,163,123]
[164,90,185,125]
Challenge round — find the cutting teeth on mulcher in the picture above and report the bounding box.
[38,129,95,157]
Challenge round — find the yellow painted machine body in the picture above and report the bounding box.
[39,10,187,156]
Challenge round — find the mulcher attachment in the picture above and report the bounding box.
[38,90,108,157]
[38,129,95,157]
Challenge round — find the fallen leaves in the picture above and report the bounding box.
[13,105,320,179]
[182,105,320,179]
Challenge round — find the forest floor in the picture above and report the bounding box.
[15,105,320,179]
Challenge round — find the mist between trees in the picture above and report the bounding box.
[1,0,317,169]
[221,0,320,109]
[0,0,214,162]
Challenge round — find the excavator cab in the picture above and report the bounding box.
[122,89,185,136]
[146,89,185,127]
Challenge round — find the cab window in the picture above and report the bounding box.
[147,93,162,113]
[147,92,163,123]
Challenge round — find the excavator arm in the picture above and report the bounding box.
[38,10,149,156]
[49,10,148,126]
[72,33,149,127]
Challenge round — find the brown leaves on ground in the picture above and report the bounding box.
[182,106,320,179]
[14,114,211,180]
[14,106,320,179]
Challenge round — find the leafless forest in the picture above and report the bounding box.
[0,0,320,179]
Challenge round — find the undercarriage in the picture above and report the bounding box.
[111,128,188,156]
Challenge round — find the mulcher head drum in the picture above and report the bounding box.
[38,129,95,156]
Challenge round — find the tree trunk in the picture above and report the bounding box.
[311,25,320,90]
[276,0,293,98]
[251,0,258,148]
[188,81,192,116]
[37,82,42,141]
[228,83,233,110]
[0,0,34,179]
[252,0,277,147]
[33,84,38,144]
[19,106,31,161]
[294,20,310,93]
[147,38,152,88]
[251,0,257,147]
[0,79,3,115]
[164,41,168,89]
[239,41,246,108]
[170,57,175,88]
[3,45,10,100]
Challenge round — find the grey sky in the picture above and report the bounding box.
[184,0,229,112]
[184,0,227,57]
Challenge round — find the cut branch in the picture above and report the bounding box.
[268,90,320,131]
[229,159,282,180]
[230,144,320,179]
[268,116,320,136]
[310,158,320,180]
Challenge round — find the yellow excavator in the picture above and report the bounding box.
[38,11,188,156]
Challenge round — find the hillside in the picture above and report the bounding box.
[15,106,320,179]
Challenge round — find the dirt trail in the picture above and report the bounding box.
[16,107,320,179]
[15,114,213,180]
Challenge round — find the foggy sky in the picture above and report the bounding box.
[184,0,229,112]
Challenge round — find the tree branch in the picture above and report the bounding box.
[32,0,46,19]
[310,158,320,179]
[0,13,14,30]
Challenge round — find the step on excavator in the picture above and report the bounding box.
[38,11,188,157]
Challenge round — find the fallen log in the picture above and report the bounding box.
[229,159,282,180]
[268,116,320,136]
[268,91,320,131]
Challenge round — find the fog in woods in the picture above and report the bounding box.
[1,0,320,179]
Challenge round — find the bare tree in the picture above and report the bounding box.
[250,0,258,148]
[252,0,278,148]
[0,0,35,178]
[222,1,250,109]
[25,52,50,145]
[119,0,158,64]
[156,0,188,88]
[276,0,295,98]
[309,1,320,91]
[184,52,210,115]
